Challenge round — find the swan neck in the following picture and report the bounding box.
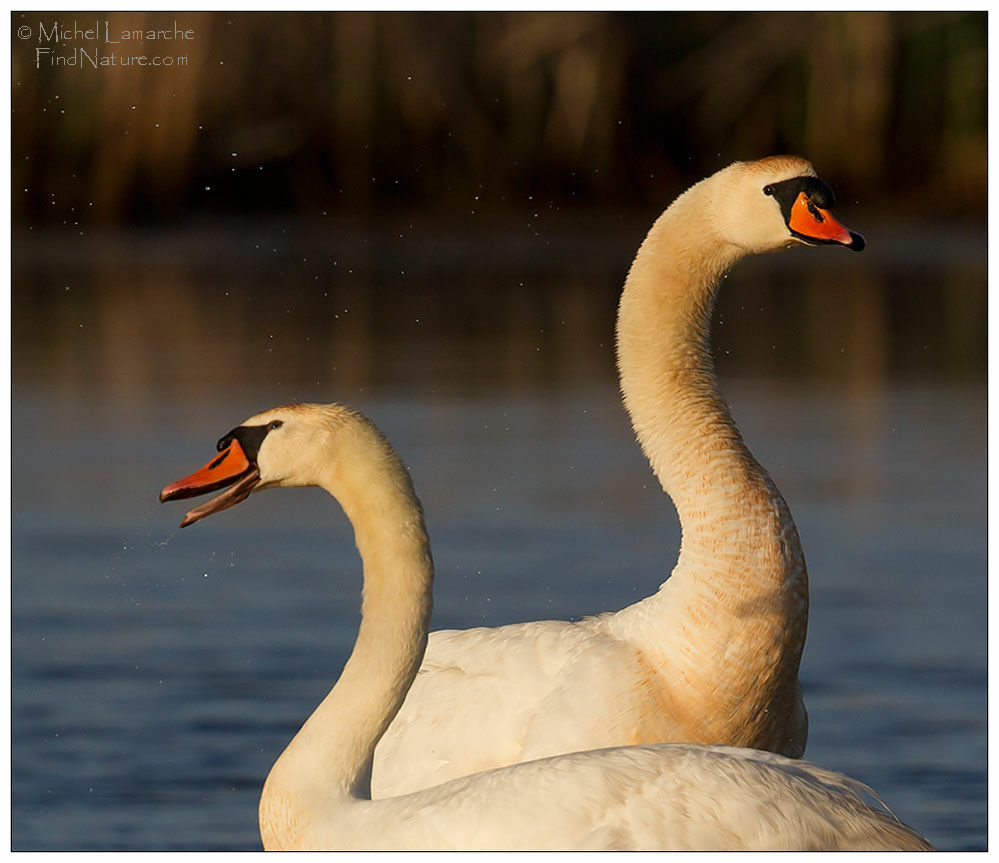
[611,190,809,755]
[615,191,807,589]
[260,438,433,838]
[616,199,751,518]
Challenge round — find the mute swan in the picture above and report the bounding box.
[160,403,929,851]
[367,156,866,795]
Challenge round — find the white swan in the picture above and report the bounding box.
[367,156,866,795]
[160,402,930,851]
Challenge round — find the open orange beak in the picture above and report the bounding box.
[160,439,260,528]
[788,192,866,250]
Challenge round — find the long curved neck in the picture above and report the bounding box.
[617,193,771,541]
[614,188,807,723]
[260,434,433,847]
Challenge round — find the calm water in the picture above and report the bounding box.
[11,220,987,850]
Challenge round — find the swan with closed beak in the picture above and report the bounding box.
[368,156,866,795]
[161,402,929,851]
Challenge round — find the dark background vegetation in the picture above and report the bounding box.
[11,11,988,390]
[12,10,987,226]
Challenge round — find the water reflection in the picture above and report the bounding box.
[12,215,986,403]
[11,217,987,850]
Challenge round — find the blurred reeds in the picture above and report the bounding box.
[12,11,986,225]
[11,11,986,398]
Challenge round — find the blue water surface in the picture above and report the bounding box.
[12,221,987,850]
[12,380,985,850]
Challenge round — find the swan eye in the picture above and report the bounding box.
[763,184,774,196]
[267,420,284,431]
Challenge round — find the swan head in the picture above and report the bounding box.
[708,156,866,254]
[159,403,372,527]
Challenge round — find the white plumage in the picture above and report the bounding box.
[372,156,865,795]
[310,744,929,851]
[162,402,930,851]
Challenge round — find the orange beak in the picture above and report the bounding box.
[160,439,260,527]
[788,192,865,250]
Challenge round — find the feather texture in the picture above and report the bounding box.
[372,157,836,795]
[162,402,929,851]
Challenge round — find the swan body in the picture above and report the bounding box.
[370,156,865,795]
[161,402,930,851]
